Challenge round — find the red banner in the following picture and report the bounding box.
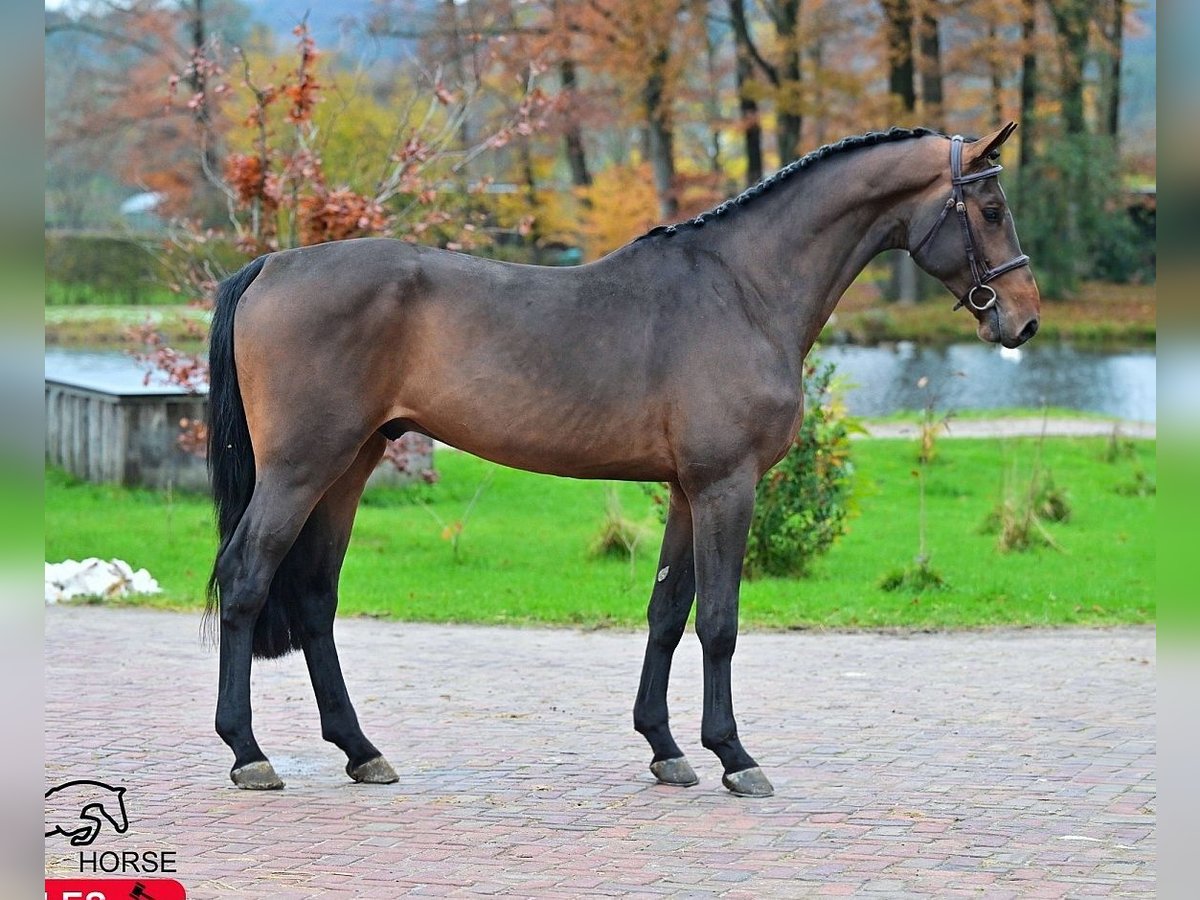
[45,878,186,900]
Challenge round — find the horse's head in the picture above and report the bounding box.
[908,123,1041,348]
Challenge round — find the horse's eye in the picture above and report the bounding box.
[983,207,1003,223]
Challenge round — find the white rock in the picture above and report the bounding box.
[45,558,161,604]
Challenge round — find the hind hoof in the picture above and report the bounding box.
[649,756,699,787]
[722,766,773,798]
[231,760,284,790]
[348,755,398,784]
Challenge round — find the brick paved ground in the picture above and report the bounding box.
[45,607,1155,898]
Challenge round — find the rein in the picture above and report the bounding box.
[910,135,1031,312]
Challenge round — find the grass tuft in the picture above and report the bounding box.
[879,559,948,594]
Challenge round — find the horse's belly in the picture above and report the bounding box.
[406,395,673,482]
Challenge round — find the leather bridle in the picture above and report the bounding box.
[910,134,1030,312]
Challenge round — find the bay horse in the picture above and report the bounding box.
[207,124,1039,797]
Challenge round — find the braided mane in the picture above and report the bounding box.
[636,125,943,241]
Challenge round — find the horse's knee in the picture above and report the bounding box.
[646,584,694,651]
[695,610,738,658]
[647,614,687,651]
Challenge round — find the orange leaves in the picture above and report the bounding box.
[283,71,319,124]
[579,163,660,258]
[392,136,432,166]
[223,153,271,207]
[242,85,277,127]
[433,80,458,106]
[285,23,322,123]
[297,188,391,245]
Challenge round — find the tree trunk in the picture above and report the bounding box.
[559,58,592,189]
[881,0,916,117]
[644,43,678,219]
[187,0,225,223]
[729,0,764,185]
[917,6,943,128]
[882,0,918,301]
[1018,0,1038,170]
[187,0,208,130]
[700,0,724,174]
[442,0,472,148]
[1050,0,1090,136]
[774,0,803,162]
[988,21,1004,126]
[1106,0,1124,141]
[519,137,544,264]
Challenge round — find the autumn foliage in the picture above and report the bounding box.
[45,0,1151,312]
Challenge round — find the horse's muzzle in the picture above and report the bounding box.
[977,310,1039,348]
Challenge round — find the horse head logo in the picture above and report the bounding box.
[44,780,129,846]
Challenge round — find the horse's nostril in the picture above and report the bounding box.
[1018,318,1039,343]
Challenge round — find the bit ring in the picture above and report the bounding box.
[965,284,997,312]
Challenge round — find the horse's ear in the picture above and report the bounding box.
[963,121,1018,170]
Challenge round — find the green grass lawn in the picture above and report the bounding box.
[46,280,181,307]
[44,436,1155,630]
[44,305,210,347]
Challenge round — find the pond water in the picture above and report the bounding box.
[45,342,1156,421]
[819,342,1156,422]
[45,348,199,395]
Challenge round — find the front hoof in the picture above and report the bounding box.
[231,760,285,790]
[722,766,773,798]
[650,756,699,787]
[347,755,398,784]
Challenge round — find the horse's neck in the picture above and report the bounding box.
[715,144,932,351]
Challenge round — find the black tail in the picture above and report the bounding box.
[204,255,304,659]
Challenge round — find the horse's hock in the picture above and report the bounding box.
[44,378,433,490]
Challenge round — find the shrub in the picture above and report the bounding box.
[642,357,857,579]
[45,233,166,305]
[743,357,858,578]
[1016,135,1155,298]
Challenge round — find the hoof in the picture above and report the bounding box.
[230,760,284,790]
[722,766,774,798]
[347,755,398,785]
[649,756,699,787]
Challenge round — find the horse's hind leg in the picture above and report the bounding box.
[293,434,398,784]
[214,439,365,789]
[633,484,699,787]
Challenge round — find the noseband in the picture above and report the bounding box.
[910,135,1031,312]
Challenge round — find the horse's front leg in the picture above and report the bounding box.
[633,484,699,787]
[687,468,774,797]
